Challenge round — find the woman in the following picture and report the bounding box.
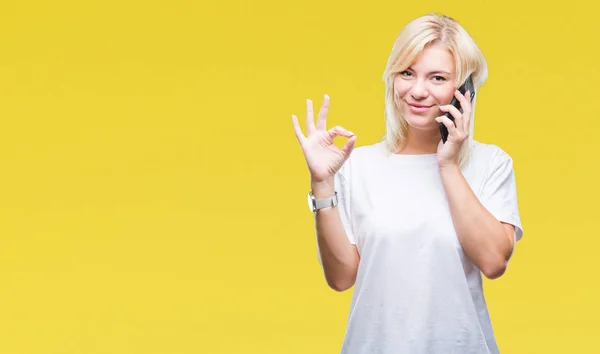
[291,13,523,354]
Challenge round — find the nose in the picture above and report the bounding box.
[409,79,429,100]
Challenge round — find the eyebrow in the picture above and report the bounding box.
[406,67,452,75]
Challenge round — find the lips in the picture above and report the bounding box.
[407,103,432,108]
[406,102,433,114]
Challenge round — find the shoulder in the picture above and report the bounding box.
[462,140,516,186]
[338,142,385,177]
[346,142,386,163]
[352,141,385,157]
[469,140,514,169]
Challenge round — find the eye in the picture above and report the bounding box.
[399,70,412,77]
[432,75,447,82]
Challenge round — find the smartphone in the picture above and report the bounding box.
[440,75,475,143]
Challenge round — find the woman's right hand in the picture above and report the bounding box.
[292,94,357,184]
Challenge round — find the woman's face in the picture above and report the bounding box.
[394,42,457,133]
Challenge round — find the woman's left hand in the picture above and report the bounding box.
[436,89,472,168]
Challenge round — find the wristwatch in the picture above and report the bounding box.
[307,191,338,212]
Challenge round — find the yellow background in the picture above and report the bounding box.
[0,0,597,353]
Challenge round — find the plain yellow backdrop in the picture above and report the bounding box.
[0,0,597,353]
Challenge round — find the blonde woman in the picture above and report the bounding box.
[292,13,524,354]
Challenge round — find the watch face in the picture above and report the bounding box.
[307,192,315,212]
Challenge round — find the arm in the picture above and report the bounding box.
[437,90,520,279]
[291,94,359,291]
[439,164,515,279]
[312,178,360,292]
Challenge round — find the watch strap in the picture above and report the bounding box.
[309,191,338,212]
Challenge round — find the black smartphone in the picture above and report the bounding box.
[440,75,475,143]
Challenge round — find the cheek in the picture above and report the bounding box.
[393,77,410,96]
[433,88,455,105]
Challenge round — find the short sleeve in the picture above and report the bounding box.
[335,159,356,245]
[479,149,524,242]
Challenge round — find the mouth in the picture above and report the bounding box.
[406,102,433,113]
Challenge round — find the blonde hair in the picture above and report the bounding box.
[381,13,488,168]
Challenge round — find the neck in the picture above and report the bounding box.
[396,127,440,155]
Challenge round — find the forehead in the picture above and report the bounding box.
[409,42,455,73]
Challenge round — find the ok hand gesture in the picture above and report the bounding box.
[292,95,356,183]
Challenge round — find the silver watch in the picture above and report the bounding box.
[307,191,338,212]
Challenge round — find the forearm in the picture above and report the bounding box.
[312,178,360,291]
[439,164,513,279]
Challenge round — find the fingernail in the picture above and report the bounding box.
[324,94,329,100]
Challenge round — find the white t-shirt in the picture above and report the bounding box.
[332,140,523,354]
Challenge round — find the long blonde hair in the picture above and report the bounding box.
[381,13,488,168]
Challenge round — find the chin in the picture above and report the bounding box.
[403,112,438,131]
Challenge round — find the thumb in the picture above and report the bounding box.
[341,135,357,156]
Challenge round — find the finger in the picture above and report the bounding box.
[454,90,472,125]
[291,114,306,145]
[457,89,473,132]
[341,135,357,156]
[462,106,472,133]
[465,89,474,103]
[435,116,458,137]
[306,99,316,135]
[439,104,462,131]
[327,125,355,139]
[454,89,470,106]
[316,94,330,131]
